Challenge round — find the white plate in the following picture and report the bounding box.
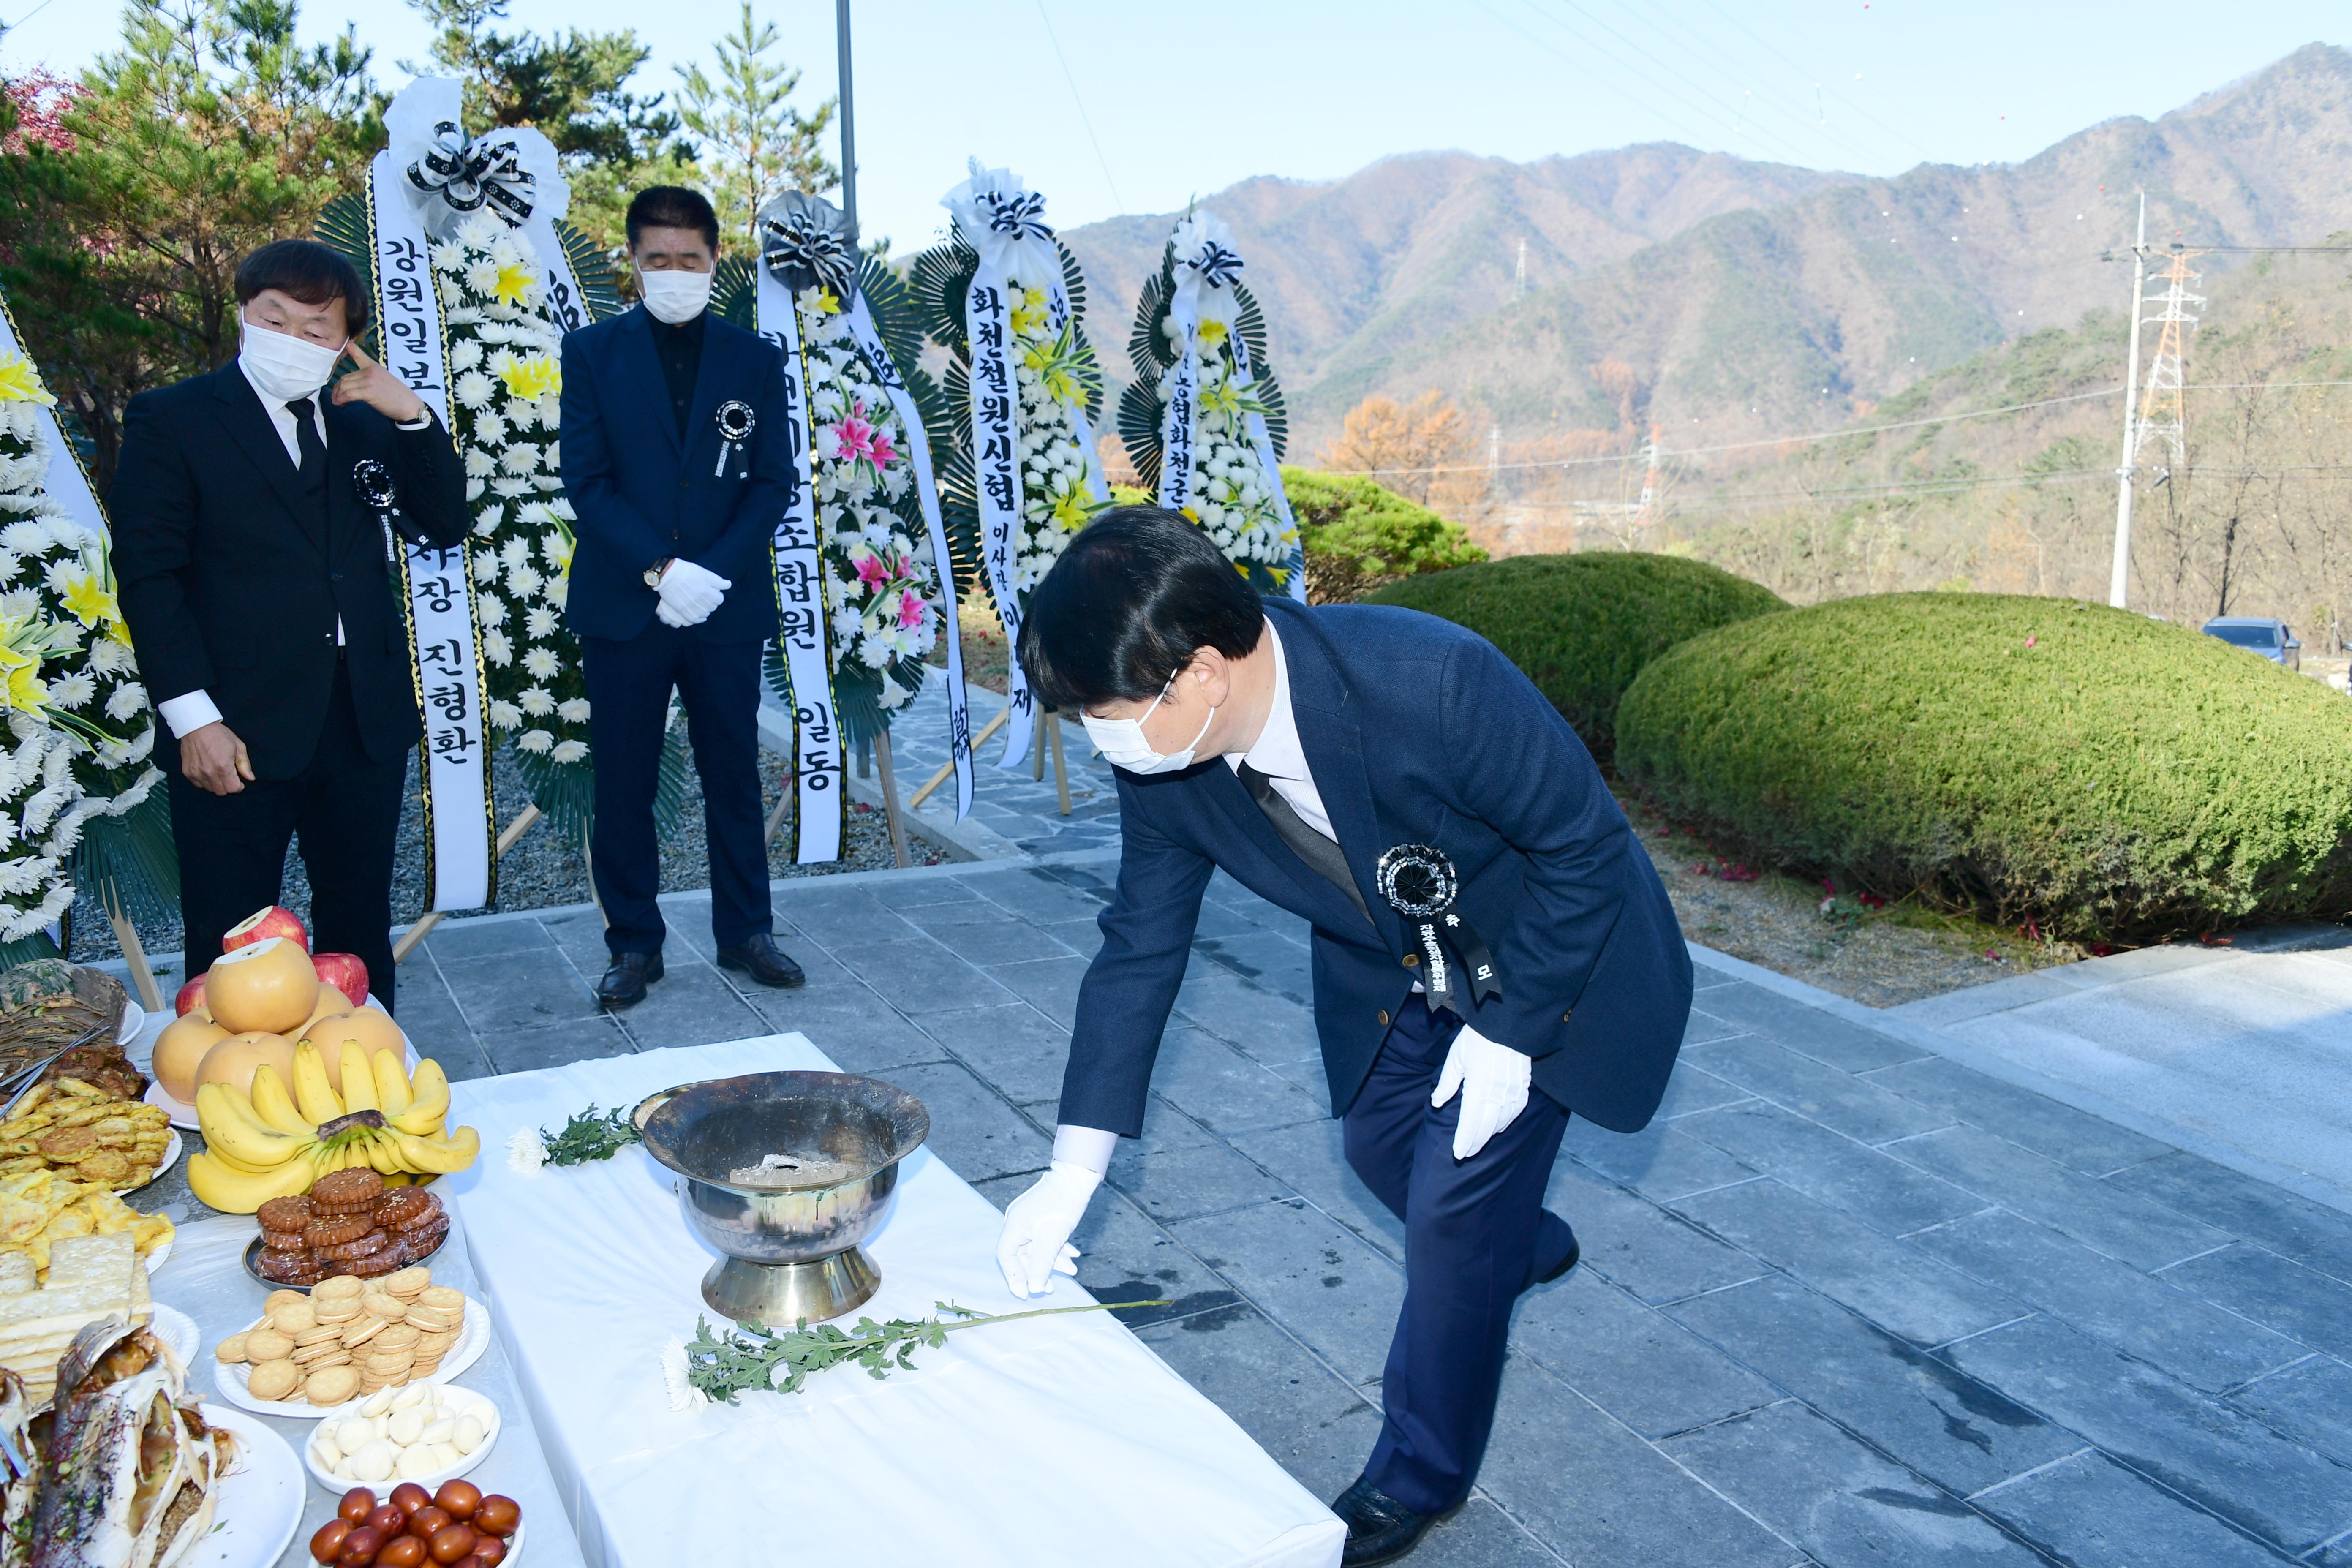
[144,1235,171,1275]
[150,1301,199,1365]
[215,1291,490,1418]
[302,1383,501,1493]
[188,1403,305,1568]
[117,996,143,1046]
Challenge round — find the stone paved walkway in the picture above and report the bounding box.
[381,853,2352,1568]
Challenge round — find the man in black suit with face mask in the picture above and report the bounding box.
[111,239,470,1011]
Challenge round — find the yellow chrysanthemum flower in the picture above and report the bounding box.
[498,355,561,403]
[492,261,536,307]
[0,353,55,407]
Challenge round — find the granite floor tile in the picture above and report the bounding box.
[1940,1313,2352,1554]
[1033,917,1105,961]
[981,953,1089,1029]
[968,867,1113,925]
[437,950,599,1034]
[1059,1187,1244,1330]
[1673,1180,2026,1347]
[1676,1099,1987,1236]
[1147,1026,1331,1135]
[1020,1085,1222,1158]
[1862,1054,2175,1175]
[1475,1357,1799,1568]
[1393,1498,1563,1568]
[1546,1160,1771,1306]
[1663,1398,2046,1566]
[479,1015,635,1074]
[1110,1138,1301,1224]
[419,914,560,962]
[1651,1061,1757,1120]
[1511,1270,1781,1440]
[1971,1450,2290,1568]
[1680,1007,1753,1048]
[2229,1357,2352,1467]
[1685,1036,1953,1145]
[1226,1118,1407,1262]
[866,1060,1050,1183]
[1167,1198,1405,1384]
[1133,1302,1381,1501]
[1192,936,1314,1005]
[1171,965,1326,1066]
[1912,1211,2306,1394]
[1886,1124,2233,1270]
[754,993,950,1076]
[1667,1277,2080,1496]
[1561,1116,1760,1203]
[918,1002,1073,1104]
[768,887,920,949]
[2159,1244,2352,1362]
[1685,981,1929,1073]
[2107,1151,2352,1286]
[830,936,1012,1013]
[609,961,769,1051]
[906,909,1081,967]
[861,872,985,909]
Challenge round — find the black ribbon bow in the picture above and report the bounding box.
[406,119,537,229]
[1185,239,1244,290]
[758,191,861,299]
[1376,844,1502,1017]
[979,188,1054,242]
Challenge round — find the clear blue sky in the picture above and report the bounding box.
[3,0,2342,251]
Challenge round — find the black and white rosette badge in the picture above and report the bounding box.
[1376,844,1502,1017]
[714,400,755,479]
[351,458,403,565]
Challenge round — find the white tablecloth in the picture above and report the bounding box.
[439,1035,1345,1568]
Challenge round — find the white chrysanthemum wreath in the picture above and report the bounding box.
[0,350,159,943]
[431,214,589,768]
[1006,282,1100,597]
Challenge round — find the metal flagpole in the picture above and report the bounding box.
[2107,193,2148,609]
[835,0,857,233]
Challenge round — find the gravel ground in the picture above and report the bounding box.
[67,743,938,968]
[1619,792,2075,1007]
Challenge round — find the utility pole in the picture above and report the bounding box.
[1514,239,1527,299]
[2107,193,2146,608]
[835,0,858,233]
[1634,425,1662,538]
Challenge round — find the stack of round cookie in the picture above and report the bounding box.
[252,1174,451,1286]
[217,1265,468,1407]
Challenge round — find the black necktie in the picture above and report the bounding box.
[1237,762,1373,928]
[287,397,324,475]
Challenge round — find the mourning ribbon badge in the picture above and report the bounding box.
[351,458,410,615]
[1375,844,1501,1016]
[715,400,756,479]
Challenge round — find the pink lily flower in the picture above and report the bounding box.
[897,589,926,629]
[836,399,898,470]
[854,552,890,589]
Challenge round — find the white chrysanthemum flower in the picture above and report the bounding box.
[500,445,539,476]
[509,565,543,599]
[516,728,553,754]
[47,673,94,709]
[455,371,496,410]
[475,412,507,447]
[661,1339,706,1412]
[550,739,586,764]
[525,607,557,639]
[465,259,503,297]
[523,648,559,680]
[476,592,507,627]
[506,1126,546,1178]
[488,697,522,728]
[518,687,554,716]
[449,338,484,371]
[557,698,590,723]
[482,629,514,667]
[88,638,133,676]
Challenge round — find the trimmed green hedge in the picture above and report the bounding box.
[1281,468,1485,603]
[1367,552,1789,765]
[1616,593,2352,939]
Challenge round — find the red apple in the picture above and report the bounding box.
[311,953,370,1009]
[173,973,207,1017]
[223,904,308,954]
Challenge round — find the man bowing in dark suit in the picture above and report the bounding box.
[112,239,469,1013]
[558,185,806,1008]
[999,509,1694,1567]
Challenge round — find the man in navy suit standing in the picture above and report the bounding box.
[999,509,1693,1566]
[559,186,806,1008]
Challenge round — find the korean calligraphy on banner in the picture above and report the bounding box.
[367,147,495,912]
[754,262,846,863]
[963,277,1035,772]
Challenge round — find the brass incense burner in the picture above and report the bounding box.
[635,1071,929,1326]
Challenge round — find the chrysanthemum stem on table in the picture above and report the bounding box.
[519,1103,641,1169]
[674,1298,1174,1404]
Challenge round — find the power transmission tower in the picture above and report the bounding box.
[2134,247,2205,475]
[1634,425,1662,530]
[1514,239,1528,299]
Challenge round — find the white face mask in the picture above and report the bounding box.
[639,268,714,325]
[239,318,345,404]
[1082,682,1217,775]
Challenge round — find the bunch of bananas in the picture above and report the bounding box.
[189,1042,481,1213]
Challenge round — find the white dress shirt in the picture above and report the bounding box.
[156,367,431,740]
[1222,618,1335,838]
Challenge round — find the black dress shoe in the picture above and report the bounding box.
[1534,1236,1581,1287]
[716,933,806,988]
[1332,1475,1439,1567]
[597,950,664,1010]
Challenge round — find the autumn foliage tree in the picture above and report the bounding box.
[1321,392,1466,506]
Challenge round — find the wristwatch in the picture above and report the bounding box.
[644,558,672,589]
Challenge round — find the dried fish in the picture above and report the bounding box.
[30,1319,223,1568]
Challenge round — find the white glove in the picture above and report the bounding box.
[653,598,691,628]
[656,558,730,626]
[996,1160,1101,1299]
[1432,1022,1532,1160]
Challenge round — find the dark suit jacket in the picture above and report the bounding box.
[109,364,469,781]
[1061,597,1694,1137]
[558,305,790,645]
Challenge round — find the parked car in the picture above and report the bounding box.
[2202,616,2302,670]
